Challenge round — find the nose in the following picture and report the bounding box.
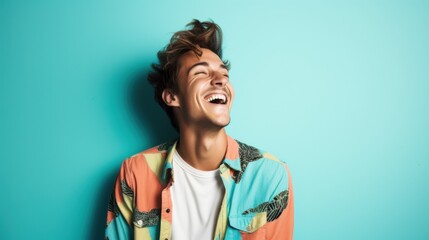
[211,72,228,87]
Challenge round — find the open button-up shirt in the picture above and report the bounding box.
[105,135,294,240]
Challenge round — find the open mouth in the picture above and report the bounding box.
[205,94,227,104]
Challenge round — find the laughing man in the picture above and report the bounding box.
[105,19,294,240]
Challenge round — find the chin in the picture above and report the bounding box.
[212,117,231,128]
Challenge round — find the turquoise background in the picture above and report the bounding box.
[1,0,428,239]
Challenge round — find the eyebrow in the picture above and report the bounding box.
[187,62,228,76]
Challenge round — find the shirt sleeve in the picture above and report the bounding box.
[265,163,294,240]
[105,160,135,240]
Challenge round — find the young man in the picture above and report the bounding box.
[105,20,294,240]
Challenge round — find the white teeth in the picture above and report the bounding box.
[206,94,226,103]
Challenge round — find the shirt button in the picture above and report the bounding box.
[166,208,170,213]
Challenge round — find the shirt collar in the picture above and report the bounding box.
[160,135,243,184]
[222,135,242,171]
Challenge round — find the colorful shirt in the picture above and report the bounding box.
[105,135,294,240]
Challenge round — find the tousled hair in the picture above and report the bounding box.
[147,19,230,132]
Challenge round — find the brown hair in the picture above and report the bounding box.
[147,19,230,132]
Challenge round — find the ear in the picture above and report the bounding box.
[162,89,180,107]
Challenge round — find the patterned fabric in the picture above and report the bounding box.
[105,135,294,240]
[242,190,289,222]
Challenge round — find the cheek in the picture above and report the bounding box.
[228,84,235,98]
[190,81,208,94]
[180,85,203,106]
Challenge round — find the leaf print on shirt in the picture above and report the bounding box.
[108,192,120,217]
[157,140,175,151]
[242,190,289,222]
[133,208,161,227]
[234,141,263,183]
[121,179,134,198]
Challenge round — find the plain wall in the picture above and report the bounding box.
[1,0,428,239]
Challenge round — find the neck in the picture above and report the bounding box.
[176,127,228,171]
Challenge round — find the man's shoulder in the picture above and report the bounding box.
[234,139,288,166]
[130,140,175,157]
[231,140,291,214]
[122,140,176,171]
[231,138,290,183]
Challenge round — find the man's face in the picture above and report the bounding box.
[169,48,234,130]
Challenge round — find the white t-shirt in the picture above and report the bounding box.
[170,150,225,240]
